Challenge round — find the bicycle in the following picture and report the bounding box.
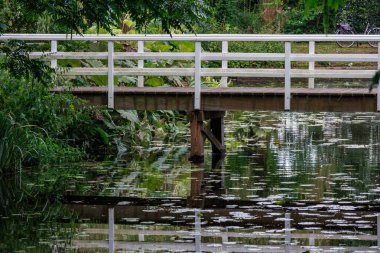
[336,23,380,48]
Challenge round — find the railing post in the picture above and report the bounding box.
[284,42,292,111]
[377,213,380,250]
[138,41,144,87]
[194,209,202,253]
[309,230,315,246]
[108,207,115,253]
[108,41,115,109]
[221,41,228,87]
[284,213,291,253]
[308,41,315,88]
[51,40,57,68]
[377,42,380,112]
[378,42,380,69]
[194,42,202,110]
[378,79,380,113]
[138,227,145,242]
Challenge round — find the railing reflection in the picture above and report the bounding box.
[63,153,380,252]
[101,210,380,252]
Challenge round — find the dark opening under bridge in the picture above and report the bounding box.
[2,34,380,160]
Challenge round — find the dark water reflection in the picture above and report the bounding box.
[63,112,380,203]
[1,111,380,252]
[222,112,380,203]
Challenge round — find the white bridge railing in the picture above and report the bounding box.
[1,34,380,111]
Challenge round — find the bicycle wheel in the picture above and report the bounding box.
[336,29,355,48]
[367,28,380,47]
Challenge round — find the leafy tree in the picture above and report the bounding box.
[284,6,325,34]
[304,0,345,32]
[304,0,379,32]
[337,0,380,31]
[0,0,209,34]
[0,40,54,82]
[207,0,241,26]
[204,0,262,32]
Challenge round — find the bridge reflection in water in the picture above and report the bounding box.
[64,155,380,252]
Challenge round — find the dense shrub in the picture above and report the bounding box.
[284,7,325,34]
[337,0,380,32]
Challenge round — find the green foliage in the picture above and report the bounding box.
[304,0,345,32]
[0,70,80,135]
[208,0,241,26]
[1,0,209,34]
[0,111,82,174]
[95,127,110,146]
[26,133,82,165]
[0,63,185,168]
[284,7,325,34]
[145,76,165,87]
[369,71,380,92]
[0,69,92,167]
[0,113,25,173]
[229,41,284,68]
[205,0,260,32]
[0,23,6,33]
[337,0,380,32]
[0,40,55,83]
[0,47,88,170]
[140,172,164,193]
[127,0,209,34]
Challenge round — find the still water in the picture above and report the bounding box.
[1,111,380,252]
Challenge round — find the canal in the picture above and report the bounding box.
[1,111,380,252]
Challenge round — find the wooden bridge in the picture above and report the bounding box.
[2,34,380,160]
[59,86,377,112]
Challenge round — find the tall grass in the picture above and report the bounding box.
[0,113,26,174]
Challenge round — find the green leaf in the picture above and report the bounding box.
[95,127,110,145]
[117,110,139,123]
[145,77,164,87]
[175,41,195,52]
[156,44,172,52]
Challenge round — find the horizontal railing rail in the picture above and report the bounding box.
[1,34,380,111]
[26,52,379,62]
[2,33,380,42]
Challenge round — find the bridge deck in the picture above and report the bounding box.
[55,87,378,112]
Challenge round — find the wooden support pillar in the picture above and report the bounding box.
[209,155,226,195]
[189,111,204,162]
[210,116,225,156]
[189,111,225,162]
[191,168,203,199]
[189,163,204,208]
